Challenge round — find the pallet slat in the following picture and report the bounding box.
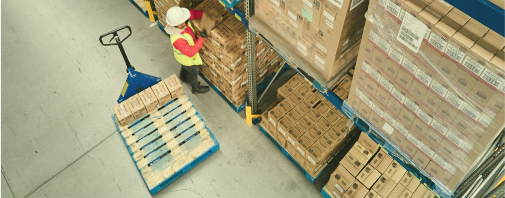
[112,94,219,195]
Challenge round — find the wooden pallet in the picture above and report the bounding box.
[112,94,219,194]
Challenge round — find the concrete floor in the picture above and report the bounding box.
[1,0,344,197]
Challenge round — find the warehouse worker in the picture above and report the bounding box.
[164,7,210,94]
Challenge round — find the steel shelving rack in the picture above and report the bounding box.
[239,0,505,197]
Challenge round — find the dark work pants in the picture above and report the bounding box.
[181,65,199,89]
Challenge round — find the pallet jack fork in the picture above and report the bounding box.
[99,26,161,103]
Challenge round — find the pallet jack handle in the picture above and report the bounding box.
[99,26,134,72]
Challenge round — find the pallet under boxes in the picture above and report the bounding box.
[112,94,220,195]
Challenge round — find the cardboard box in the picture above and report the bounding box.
[410,183,428,198]
[356,164,373,183]
[379,179,397,198]
[139,87,159,112]
[297,134,314,156]
[307,143,325,165]
[372,175,389,193]
[210,23,237,50]
[286,125,304,146]
[125,94,147,119]
[113,102,134,126]
[365,189,383,198]
[406,176,420,193]
[200,9,223,34]
[277,117,292,137]
[341,152,365,176]
[164,74,184,97]
[388,184,406,198]
[425,161,444,179]
[391,165,407,184]
[412,150,430,169]
[384,160,400,178]
[329,165,356,194]
[342,180,366,198]
[152,81,173,106]
[297,113,315,131]
[370,149,387,168]
[268,106,283,129]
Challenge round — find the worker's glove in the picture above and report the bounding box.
[200,30,207,38]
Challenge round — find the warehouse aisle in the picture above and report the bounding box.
[2,0,327,197]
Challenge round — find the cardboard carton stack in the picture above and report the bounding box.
[113,74,184,126]
[260,74,357,176]
[155,0,205,27]
[254,0,368,81]
[193,0,284,106]
[347,0,505,191]
[331,69,355,100]
[325,134,438,198]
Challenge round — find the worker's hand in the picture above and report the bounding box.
[200,30,207,38]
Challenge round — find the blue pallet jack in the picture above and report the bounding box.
[99,25,161,103]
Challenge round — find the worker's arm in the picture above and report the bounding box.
[173,37,204,57]
[189,10,204,20]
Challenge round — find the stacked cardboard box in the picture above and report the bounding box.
[260,74,357,176]
[194,0,284,106]
[254,0,367,81]
[347,0,505,191]
[325,136,438,198]
[332,70,354,100]
[113,74,184,126]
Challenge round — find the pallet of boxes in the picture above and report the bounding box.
[192,0,284,107]
[260,74,357,177]
[323,132,438,198]
[347,0,505,194]
[254,0,367,81]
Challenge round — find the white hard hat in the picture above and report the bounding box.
[166,7,191,26]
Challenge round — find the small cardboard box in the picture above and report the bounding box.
[363,169,381,189]
[357,132,379,154]
[379,179,397,198]
[329,165,356,194]
[297,113,315,131]
[384,160,400,178]
[370,149,387,168]
[277,100,294,115]
[357,164,374,183]
[268,106,283,128]
[285,107,305,123]
[391,165,407,184]
[113,102,134,126]
[388,184,406,198]
[307,108,322,123]
[200,9,223,34]
[307,143,325,165]
[324,109,342,125]
[372,175,390,193]
[349,143,371,165]
[341,152,365,176]
[152,81,173,106]
[139,87,159,112]
[410,183,428,198]
[366,189,383,198]
[210,24,236,50]
[286,125,304,146]
[164,74,184,97]
[277,117,292,137]
[125,94,147,119]
[342,180,365,198]
[407,176,420,193]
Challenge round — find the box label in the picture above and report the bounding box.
[415,69,432,86]
[446,130,463,147]
[308,156,316,165]
[333,192,341,198]
[335,183,344,193]
[397,13,426,53]
[404,98,420,114]
[289,18,298,28]
[369,31,378,43]
[361,61,370,73]
[378,0,386,7]
[432,154,449,170]
[315,55,326,70]
[376,37,391,53]
[325,20,334,29]
[391,88,406,103]
[288,137,295,145]
[445,91,464,109]
[323,10,335,22]
[270,117,276,126]
[350,0,364,10]
[271,0,280,7]
[430,80,448,98]
[383,112,397,126]
[383,122,394,135]
[431,119,448,136]
[478,114,492,128]
[298,41,307,52]
[288,10,297,21]
[418,142,434,158]
[372,103,385,117]
[380,76,394,92]
[428,33,448,52]
[329,0,343,9]
[388,48,404,64]
[444,44,466,63]
[303,0,313,8]
[297,147,305,155]
[368,67,381,82]
[273,5,282,14]
[317,43,327,54]
[480,68,505,90]
[395,122,409,136]
[385,1,401,17]
[416,109,433,125]
[279,127,286,136]
[461,103,481,121]
[401,58,418,74]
